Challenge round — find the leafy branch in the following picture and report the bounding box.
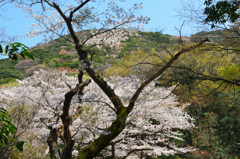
[0,42,34,61]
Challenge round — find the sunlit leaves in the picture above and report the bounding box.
[217,64,240,81]
[0,43,34,61]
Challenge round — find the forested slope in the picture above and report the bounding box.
[0,30,173,83]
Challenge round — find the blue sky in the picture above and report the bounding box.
[0,0,205,59]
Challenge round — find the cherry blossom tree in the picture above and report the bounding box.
[2,0,210,158]
[0,69,196,158]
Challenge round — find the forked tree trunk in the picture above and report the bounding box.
[49,2,210,158]
[77,107,128,159]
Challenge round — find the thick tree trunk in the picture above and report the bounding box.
[77,107,128,159]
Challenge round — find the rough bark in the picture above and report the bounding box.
[47,127,63,159]
[47,106,83,159]
[61,79,91,159]
[77,107,128,159]
[47,68,91,159]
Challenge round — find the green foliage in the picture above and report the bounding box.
[15,141,26,152]
[46,59,57,68]
[0,78,16,85]
[0,42,34,81]
[119,31,172,58]
[182,92,240,158]
[0,108,25,154]
[0,108,16,147]
[61,61,79,69]
[0,43,34,61]
[217,64,240,80]
[30,48,56,63]
[1,81,19,88]
[145,154,181,159]
[58,54,74,59]
[7,139,47,159]
[0,68,23,80]
[140,31,171,43]
[204,0,240,28]
[212,93,240,157]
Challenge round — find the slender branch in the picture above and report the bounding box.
[174,21,185,45]
[213,83,229,101]
[62,78,72,89]
[175,65,240,86]
[43,0,54,8]
[83,100,117,113]
[82,21,130,46]
[203,82,224,97]
[127,38,210,113]
[69,0,91,21]
[85,29,125,52]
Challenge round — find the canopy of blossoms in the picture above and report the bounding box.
[0,69,195,158]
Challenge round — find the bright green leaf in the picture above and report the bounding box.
[13,42,29,49]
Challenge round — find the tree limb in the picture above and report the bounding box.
[127,38,210,113]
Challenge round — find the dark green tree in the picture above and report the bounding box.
[204,0,240,27]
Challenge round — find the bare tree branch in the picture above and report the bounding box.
[127,38,210,113]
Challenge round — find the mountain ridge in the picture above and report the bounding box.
[0,29,223,85]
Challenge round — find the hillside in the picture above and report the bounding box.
[0,29,226,84]
[190,30,225,43]
[0,30,175,83]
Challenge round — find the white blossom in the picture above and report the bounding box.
[0,69,195,157]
